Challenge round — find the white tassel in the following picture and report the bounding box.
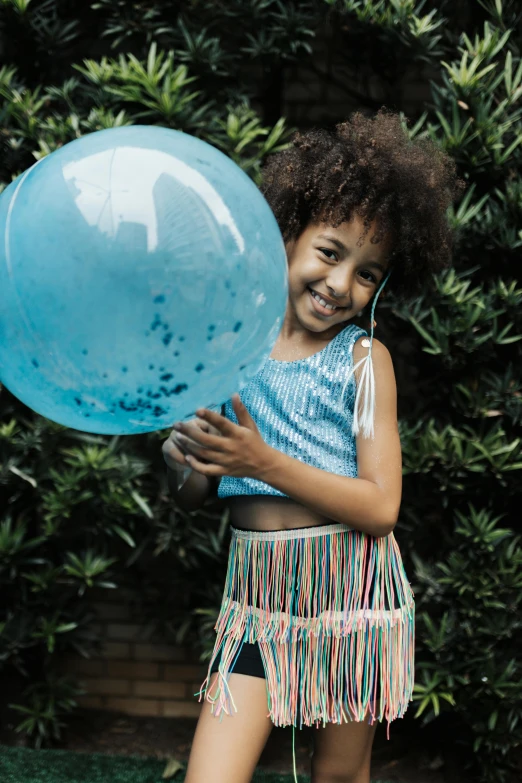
[353,339,376,438]
[341,270,392,440]
[341,337,376,439]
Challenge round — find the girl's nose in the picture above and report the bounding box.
[325,270,353,303]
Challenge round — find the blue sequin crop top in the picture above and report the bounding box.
[217,322,368,499]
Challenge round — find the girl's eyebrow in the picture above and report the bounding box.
[317,234,387,272]
[317,233,346,251]
[365,260,387,273]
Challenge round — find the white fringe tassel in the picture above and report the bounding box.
[341,340,376,440]
[342,271,391,440]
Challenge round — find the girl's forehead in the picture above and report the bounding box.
[311,215,377,237]
[305,219,392,256]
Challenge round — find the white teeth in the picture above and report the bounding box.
[310,289,338,310]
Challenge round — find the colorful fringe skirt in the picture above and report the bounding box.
[197,522,415,736]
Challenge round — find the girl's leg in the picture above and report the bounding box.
[310,714,378,783]
[184,672,274,783]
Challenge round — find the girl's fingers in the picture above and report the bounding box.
[184,454,224,476]
[175,433,223,463]
[175,421,225,450]
[163,417,223,473]
[194,407,236,437]
[161,435,188,468]
[200,421,221,437]
[193,419,211,433]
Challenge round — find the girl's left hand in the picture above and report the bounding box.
[172,393,274,479]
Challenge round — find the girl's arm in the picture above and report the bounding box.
[166,465,219,512]
[258,337,402,537]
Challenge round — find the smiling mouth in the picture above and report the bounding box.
[308,287,344,314]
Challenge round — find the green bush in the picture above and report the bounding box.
[391,10,522,779]
[0,392,232,746]
[0,1,521,780]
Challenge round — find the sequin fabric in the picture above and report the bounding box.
[218,322,368,498]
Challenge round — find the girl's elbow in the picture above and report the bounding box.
[349,515,396,538]
[378,508,399,537]
[368,498,399,537]
[377,521,396,538]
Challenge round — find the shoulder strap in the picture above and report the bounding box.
[347,323,368,350]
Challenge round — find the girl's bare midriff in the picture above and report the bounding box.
[227,495,333,531]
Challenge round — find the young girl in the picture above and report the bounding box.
[162,110,461,783]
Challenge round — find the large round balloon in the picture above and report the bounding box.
[0,126,287,434]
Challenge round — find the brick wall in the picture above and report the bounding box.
[58,588,206,718]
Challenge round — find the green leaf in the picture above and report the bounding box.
[162,756,184,779]
[113,525,136,548]
[409,315,442,353]
[130,490,153,519]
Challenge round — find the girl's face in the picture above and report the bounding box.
[284,216,391,338]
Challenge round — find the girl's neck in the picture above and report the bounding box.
[277,317,356,344]
[270,319,357,363]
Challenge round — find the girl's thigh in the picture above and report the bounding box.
[184,672,273,783]
[311,708,379,783]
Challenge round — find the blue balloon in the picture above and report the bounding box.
[0,126,287,434]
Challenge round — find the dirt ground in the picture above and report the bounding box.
[1,707,457,783]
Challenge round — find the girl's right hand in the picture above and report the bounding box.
[162,418,220,472]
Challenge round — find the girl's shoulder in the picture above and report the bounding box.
[353,335,396,394]
[353,334,390,359]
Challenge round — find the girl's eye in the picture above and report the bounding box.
[359,270,377,284]
[320,248,338,261]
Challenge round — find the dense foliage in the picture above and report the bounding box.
[0,1,520,780]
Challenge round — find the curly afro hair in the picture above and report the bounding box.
[260,109,464,300]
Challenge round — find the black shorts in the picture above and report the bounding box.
[210,640,265,678]
[208,637,383,709]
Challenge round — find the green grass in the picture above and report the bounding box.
[0,745,306,782]
[0,745,393,782]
